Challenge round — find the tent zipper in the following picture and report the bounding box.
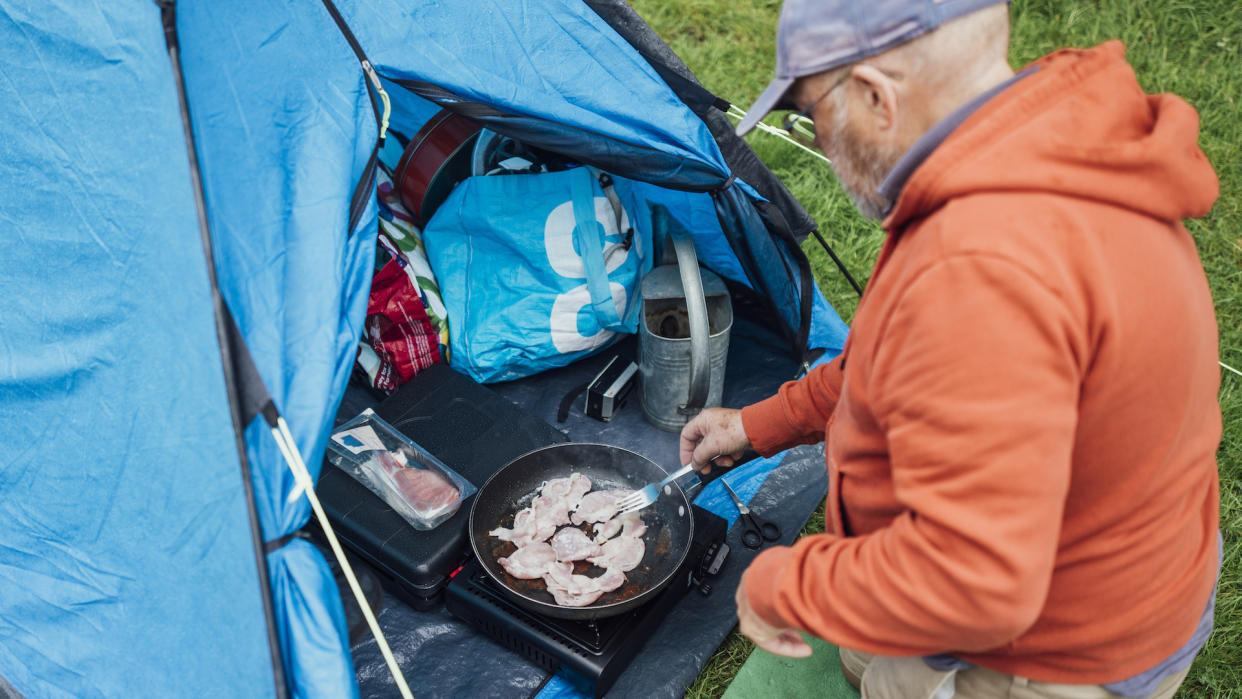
[318,0,390,234]
[347,142,380,233]
[317,0,388,135]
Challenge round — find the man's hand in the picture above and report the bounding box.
[736,571,813,658]
[679,407,750,474]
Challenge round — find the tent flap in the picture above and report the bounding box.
[176,0,381,695]
[0,2,279,696]
[344,0,732,185]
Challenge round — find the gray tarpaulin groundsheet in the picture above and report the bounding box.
[348,312,830,697]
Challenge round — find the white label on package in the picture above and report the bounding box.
[332,425,386,455]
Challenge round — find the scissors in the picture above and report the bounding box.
[721,480,781,549]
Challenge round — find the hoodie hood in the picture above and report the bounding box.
[885,41,1219,230]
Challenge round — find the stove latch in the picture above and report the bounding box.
[691,540,730,596]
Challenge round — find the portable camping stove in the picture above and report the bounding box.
[444,505,729,698]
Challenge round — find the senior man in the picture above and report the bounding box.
[680,1,1222,697]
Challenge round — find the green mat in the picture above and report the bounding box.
[722,636,861,699]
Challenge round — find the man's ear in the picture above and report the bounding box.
[850,64,899,131]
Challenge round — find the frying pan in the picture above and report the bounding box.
[468,442,695,621]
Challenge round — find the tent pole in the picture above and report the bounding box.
[810,228,864,297]
[268,413,415,699]
[155,3,290,697]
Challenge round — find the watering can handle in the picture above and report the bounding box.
[664,214,711,417]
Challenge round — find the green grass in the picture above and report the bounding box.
[626,1,1242,696]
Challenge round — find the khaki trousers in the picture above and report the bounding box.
[838,648,1189,699]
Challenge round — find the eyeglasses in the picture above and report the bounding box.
[780,66,902,148]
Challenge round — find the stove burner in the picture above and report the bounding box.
[469,567,669,653]
[445,505,728,697]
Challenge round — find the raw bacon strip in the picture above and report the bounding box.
[570,489,631,526]
[592,518,621,543]
[540,477,573,500]
[489,507,555,547]
[587,535,645,572]
[564,473,593,512]
[532,493,571,527]
[497,542,558,579]
[542,473,591,504]
[531,474,590,529]
[543,563,616,607]
[592,568,625,594]
[373,453,460,513]
[542,563,626,606]
[530,518,557,545]
[549,527,603,562]
[392,468,460,512]
[619,513,647,540]
[489,507,533,542]
[591,512,645,544]
[547,587,605,607]
[546,560,573,581]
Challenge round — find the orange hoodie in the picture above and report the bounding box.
[740,42,1221,684]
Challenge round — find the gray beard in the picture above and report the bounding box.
[825,95,901,221]
[836,171,892,220]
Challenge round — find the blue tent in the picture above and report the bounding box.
[0,1,849,697]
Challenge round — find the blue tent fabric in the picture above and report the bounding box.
[628,182,751,284]
[343,0,732,189]
[0,2,277,696]
[176,2,379,696]
[1,1,849,697]
[809,288,850,355]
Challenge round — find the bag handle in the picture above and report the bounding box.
[570,168,628,332]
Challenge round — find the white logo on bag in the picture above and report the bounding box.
[544,197,631,353]
[550,283,629,352]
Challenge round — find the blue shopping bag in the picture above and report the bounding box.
[422,167,653,383]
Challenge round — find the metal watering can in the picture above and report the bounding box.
[638,209,733,432]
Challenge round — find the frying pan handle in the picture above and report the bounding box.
[684,449,759,494]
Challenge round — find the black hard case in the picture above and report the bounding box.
[316,364,568,608]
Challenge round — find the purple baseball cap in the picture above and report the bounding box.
[736,0,1009,136]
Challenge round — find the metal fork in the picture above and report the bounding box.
[615,463,697,515]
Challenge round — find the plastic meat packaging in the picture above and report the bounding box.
[327,409,477,530]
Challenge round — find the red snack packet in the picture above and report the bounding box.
[360,257,440,391]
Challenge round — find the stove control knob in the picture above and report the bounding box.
[701,542,730,576]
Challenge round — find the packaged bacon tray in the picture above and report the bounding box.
[327,409,477,530]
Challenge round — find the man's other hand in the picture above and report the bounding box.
[679,407,750,474]
[736,572,813,658]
